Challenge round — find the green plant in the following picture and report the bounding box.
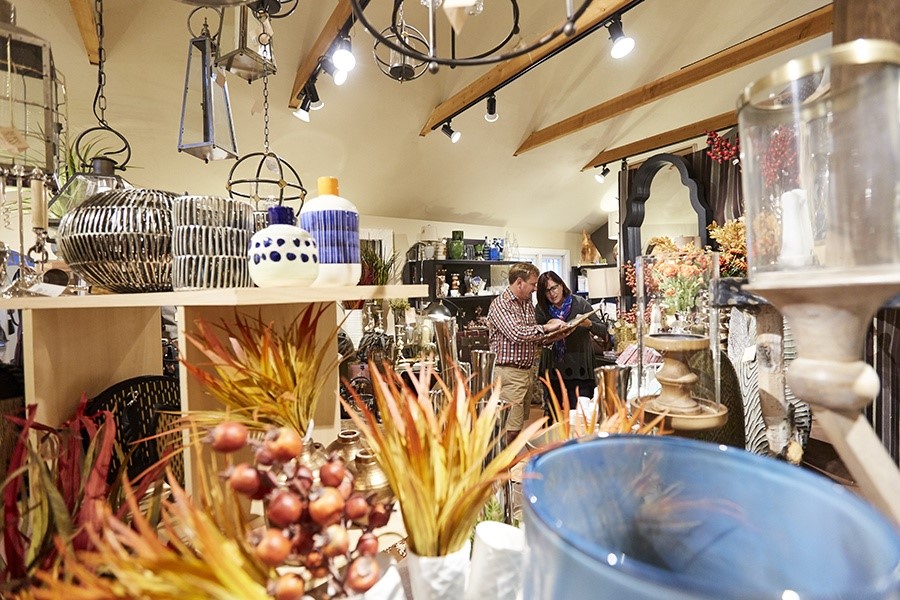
[360,245,400,286]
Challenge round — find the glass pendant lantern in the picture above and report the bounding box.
[216,4,276,82]
[178,12,238,162]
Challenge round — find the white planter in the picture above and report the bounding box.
[406,541,470,600]
[464,521,525,600]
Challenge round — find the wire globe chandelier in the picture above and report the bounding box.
[352,0,595,73]
[372,4,429,81]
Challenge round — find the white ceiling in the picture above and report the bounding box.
[20,0,830,236]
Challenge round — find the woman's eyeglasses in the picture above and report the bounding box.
[546,283,561,295]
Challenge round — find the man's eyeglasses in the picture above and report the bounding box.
[546,284,561,294]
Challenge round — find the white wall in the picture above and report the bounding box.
[0,204,582,275]
[359,213,582,271]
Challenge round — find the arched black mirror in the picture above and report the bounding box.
[621,153,712,266]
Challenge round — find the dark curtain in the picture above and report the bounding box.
[689,128,744,224]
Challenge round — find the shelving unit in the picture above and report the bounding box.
[403,259,520,323]
[570,264,620,302]
[0,284,428,448]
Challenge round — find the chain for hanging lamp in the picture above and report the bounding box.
[73,0,131,172]
[352,0,594,72]
[226,71,306,206]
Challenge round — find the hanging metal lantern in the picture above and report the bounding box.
[216,4,276,82]
[178,12,238,162]
[0,0,65,178]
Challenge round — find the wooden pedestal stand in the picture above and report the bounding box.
[747,273,900,524]
[641,333,728,433]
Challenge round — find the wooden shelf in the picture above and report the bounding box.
[3,283,428,491]
[0,284,428,310]
[446,293,499,301]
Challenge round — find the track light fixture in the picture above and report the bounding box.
[306,81,323,110]
[484,94,498,123]
[331,36,356,72]
[595,164,611,183]
[441,121,461,143]
[292,94,311,122]
[607,16,634,59]
[319,56,348,86]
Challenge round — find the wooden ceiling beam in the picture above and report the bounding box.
[288,0,353,109]
[582,111,736,170]
[516,4,833,156]
[419,0,635,136]
[68,0,99,65]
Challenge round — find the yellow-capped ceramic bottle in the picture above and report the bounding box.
[299,176,361,286]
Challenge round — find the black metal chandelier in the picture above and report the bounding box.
[351,0,594,72]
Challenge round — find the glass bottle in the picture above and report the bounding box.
[448,229,465,260]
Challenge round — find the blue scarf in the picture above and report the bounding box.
[549,295,573,361]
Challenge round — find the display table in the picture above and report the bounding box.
[0,284,427,484]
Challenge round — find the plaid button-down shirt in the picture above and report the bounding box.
[487,287,544,369]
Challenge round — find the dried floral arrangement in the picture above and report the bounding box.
[208,422,394,597]
[540,372,670,441]
[12,420,397,600]
[13,428,269,600]
[20,473,271,600]
[707,217,747,278]
[344,364,545,557]
[181,305,338,437]
[1,400,166,597]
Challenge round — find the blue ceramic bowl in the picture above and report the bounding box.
[522,436,900,599]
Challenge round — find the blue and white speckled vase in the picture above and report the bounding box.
[299,176,361,287]
[247,206,319,287]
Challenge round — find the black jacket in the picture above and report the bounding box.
[535,294,607,382]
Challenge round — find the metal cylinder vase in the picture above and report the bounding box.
[470,349,496,397]
[595,365,634,422]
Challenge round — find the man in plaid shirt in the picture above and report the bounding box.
[487,263,565,443]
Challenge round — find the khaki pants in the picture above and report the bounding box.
[494,365,537,432]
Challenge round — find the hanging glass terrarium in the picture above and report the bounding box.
[48,0,131,220]
[0,0,65,179]
[178,10,238,162]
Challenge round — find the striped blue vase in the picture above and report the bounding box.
[299,176,361,287]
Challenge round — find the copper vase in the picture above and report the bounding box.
[326,429,367,466]
[298,440,328,474]
[350,448,394,504]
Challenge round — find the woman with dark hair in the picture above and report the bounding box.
[535,270,608,412]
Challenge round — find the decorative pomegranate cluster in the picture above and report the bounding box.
[207,422,393,600]
[705,130,741,167]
